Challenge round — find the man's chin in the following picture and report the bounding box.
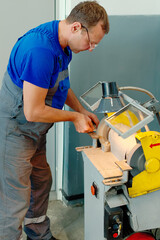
[73,49,87,54]
[72,50,80,54]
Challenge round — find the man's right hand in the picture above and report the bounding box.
[72,112,95,133]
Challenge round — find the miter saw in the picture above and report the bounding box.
[77,82,160,240]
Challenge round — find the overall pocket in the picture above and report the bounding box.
[52,76,70,109]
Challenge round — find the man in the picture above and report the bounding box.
[0,1,109,240]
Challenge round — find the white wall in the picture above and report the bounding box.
[0,0,54,84]
[66,0,160,16]
[0,0,57,191]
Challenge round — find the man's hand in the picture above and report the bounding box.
[80,108,100,128]
[72,112,95,133]
[72,108,100,133]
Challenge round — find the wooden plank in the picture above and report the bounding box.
[103,177,122,183]
[103,178,123,186]
[87,132,99,139]
[100,169,123,178]
[83,148,123,178]
[115,160,132,171]
[75,146,93,152]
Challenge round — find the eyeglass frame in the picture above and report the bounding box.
[81,24,98,50]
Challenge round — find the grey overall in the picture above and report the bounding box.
[0,70,66,240]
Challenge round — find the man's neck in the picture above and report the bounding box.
[58,20,69,50]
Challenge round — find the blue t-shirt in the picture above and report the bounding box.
[7,20,72,109]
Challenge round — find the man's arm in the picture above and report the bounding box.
[65,88,99,127]
[23,81,95,133]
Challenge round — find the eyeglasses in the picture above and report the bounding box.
[81,24,98,50]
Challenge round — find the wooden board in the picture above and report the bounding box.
[87,132,99,139]
[103,177,123,186]
[83,148,123,179]
[115,160,132,171]
[76,146,93,152]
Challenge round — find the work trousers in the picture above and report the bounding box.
[0,71,54,240]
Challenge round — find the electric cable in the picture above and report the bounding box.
[119,86,156,99]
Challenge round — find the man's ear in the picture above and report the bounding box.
[71,22,81,33]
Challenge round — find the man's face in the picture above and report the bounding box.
[69,21,105,53]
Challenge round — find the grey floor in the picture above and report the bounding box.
[48,200,84,240]
[23,199,84,240]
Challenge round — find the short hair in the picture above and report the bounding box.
[66,1,109,34]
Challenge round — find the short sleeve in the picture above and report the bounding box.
[20,48,54,89]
